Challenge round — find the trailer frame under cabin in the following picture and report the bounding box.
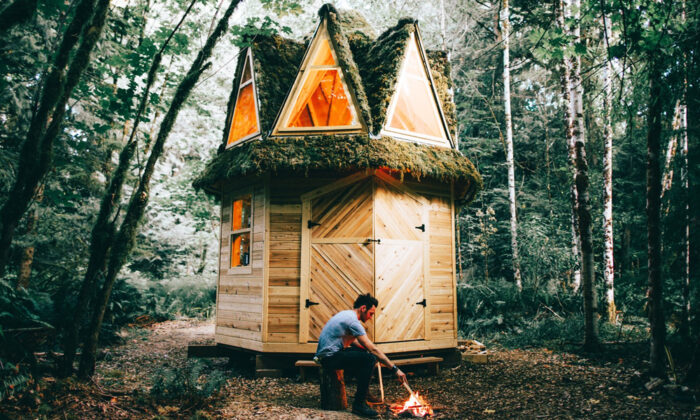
[193,3,482,374]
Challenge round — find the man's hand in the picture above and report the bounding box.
[395,368,407,384]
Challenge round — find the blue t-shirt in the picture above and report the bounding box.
[315,310,366,358]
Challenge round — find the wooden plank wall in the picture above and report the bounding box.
[216,183,266,343]
[405,179,456,340]
[266,177,335,343]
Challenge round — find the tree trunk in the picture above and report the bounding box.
[661,100,681,199]
[569,0,598,350]
[0,0,105,275]
[646,58,666,378]
[320,366,348,410]
[558,0,581,291]
[678,0,690,344]
[59,0,200,377]
[16,186,43,289]
[680,85,690,342]
[77,0,242,378]
[602,16,615,323]
[501,0,522,291]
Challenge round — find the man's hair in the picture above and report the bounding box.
[353,293,378,309]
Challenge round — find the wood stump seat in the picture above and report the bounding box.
[319,366,348,410]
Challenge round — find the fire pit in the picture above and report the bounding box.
[389,382,434,418]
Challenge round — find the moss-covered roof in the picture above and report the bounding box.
[202,4,480,202]
[195,135,482,203]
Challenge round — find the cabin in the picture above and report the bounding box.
[193,4,482,365]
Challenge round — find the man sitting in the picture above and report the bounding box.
[315,293,408,418]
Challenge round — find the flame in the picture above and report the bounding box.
[390,392,434,417]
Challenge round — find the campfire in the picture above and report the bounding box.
[389,382,434,417]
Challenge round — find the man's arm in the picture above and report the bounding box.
[356,334,407,383]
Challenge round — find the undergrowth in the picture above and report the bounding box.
[150,359,227,407]
[457,278,650,350]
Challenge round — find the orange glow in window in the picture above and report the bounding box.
[227,84,258,145]
[288,70,353,127]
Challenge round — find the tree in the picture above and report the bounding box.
[567,0,599,350]
[500,0,522,291]
[601,11,616,323]
[0,0,111,274]
[77,0,243,378]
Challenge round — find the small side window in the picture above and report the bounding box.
[230,194,252,268]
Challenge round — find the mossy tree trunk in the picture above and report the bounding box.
[76,0,243,378]
[60,0,198,377]
[0,0,107,275]
[569,0,599,351]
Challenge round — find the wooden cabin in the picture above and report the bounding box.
[193,4,482,361]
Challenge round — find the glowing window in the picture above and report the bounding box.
[230,194,252,268]
[385,34,447,143]
[279,28,361,131]
[226,52,260,147]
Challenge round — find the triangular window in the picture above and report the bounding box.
[383,32,450,147]
[274,23,362,133]
[226,50,260,147]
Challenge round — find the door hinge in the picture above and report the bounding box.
[305,299,320,308]
[416,299,427,307]
[415,224,425,232]
[366,238,381,244]
[307,220,321,229]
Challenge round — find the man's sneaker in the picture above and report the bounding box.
[352,402,379,418]
[366,392,383,404]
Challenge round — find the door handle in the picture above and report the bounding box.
[305,299,319,308]
[416,299,426,307]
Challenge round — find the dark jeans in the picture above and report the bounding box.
[321,346,376,406]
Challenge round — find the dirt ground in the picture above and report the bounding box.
[1,319,698,419]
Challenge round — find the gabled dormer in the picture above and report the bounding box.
[271,16,366,135]
[380,30,452,148]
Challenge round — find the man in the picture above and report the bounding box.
[315,293,408,418]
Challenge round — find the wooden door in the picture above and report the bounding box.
[373,179,429,343]
[305,179,375,341]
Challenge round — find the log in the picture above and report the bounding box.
[319,366,347,410]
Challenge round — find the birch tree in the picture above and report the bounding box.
[601,12,616,323]
[558,0,581,291]
[501,0,522,291]
[568,0,598,349]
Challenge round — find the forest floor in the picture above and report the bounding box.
[1,319,698,419]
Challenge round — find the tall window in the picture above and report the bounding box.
[276,24,362,133]
[226,51,260,147]
[230,194,252,268]
[383,32,449,147]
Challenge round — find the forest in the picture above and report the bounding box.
[0,0,698,418]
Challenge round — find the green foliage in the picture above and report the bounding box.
[150,359,227,406]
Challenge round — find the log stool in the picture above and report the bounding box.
[319,366,348,410]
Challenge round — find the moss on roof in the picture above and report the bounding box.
[426,50,457,139]
[195,135,482,202]
[321,4,373,132]
[358,18,415,134]
[206,4,479,204]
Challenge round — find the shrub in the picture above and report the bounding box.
[150,359,227,406]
